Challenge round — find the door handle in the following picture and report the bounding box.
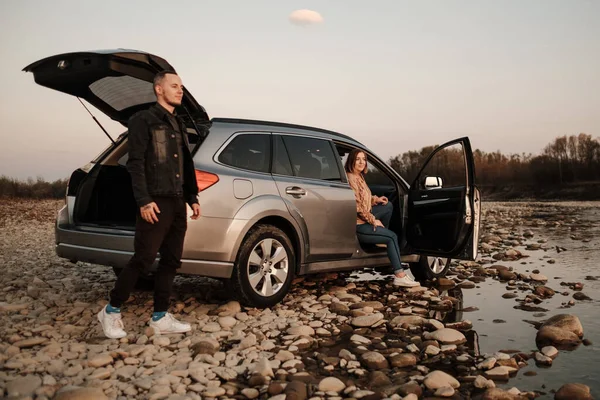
[286,186,306,196]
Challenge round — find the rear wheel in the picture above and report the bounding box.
[409,256,451,281]
[230,224,295,308]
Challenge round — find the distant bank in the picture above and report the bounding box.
[480,181,600,201]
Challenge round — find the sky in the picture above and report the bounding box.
[1,0,599,180]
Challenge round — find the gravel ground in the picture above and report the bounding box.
[0,199,595,400]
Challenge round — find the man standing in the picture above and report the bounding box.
[98,71,201,339]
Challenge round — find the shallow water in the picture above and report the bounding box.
[353,202,600,397]
[467,203,600,397]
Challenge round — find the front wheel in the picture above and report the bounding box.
[230,224,295,308]
[409,256,451,281]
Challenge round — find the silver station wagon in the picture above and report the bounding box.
[24,50,481,307]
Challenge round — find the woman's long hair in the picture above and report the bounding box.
[344,149,368,175]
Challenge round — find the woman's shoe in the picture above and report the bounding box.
[393,274,420,287]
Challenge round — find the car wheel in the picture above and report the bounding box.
[230,224,295,308]
[112,267,155,290]
[409,256,451,281]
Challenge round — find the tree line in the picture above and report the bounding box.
[0,176,68,199]
[1,133,598,199]
[389,133,600,188]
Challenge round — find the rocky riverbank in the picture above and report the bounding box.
[0,199,597,400]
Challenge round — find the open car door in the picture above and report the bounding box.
[406,137,481,260]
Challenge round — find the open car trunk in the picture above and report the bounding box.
[74,163,138,229]
[24,49,211,231]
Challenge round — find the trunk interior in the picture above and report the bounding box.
[74,164,137,229]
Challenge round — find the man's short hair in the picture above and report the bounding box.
[153,70,178,95]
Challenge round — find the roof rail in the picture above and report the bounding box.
[210,117,359,143]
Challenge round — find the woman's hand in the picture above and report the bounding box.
[374,219,385,228]
[378,196,389,205]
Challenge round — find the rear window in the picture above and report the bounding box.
[218,134,271,173]
[89,76,156,111]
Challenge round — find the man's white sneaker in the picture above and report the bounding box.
[393,274,420,287]
[97,307,127,339]
[149,313,191,334]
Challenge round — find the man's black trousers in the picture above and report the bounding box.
[110,196,187,312]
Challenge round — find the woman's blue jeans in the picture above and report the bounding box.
[356,202,404,273]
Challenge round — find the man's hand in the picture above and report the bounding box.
[140,202,160,224]
[379,196,389,205]
[191,203,201,220]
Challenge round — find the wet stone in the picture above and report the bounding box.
[573,292,592,301]
[555,383,593,400]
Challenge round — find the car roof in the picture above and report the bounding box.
[210,117,365,147]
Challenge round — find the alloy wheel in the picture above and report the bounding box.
[428,256,449,274]
[247,238,289,297]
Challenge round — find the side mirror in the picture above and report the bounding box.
[424,176,443,189]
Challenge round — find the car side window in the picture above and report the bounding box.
[218,134,271,173]
[272,135,294,176]
[336,144,395,187]
[280,136,342,181]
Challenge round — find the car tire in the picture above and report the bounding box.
[112,267,155,290]
[409,256,451,281]
[230,224,295,308]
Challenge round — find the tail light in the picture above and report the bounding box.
[195,170,219,191]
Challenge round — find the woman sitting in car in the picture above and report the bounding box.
[345,149,419,287]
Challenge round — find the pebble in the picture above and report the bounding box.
[390,353,417,368]
[535,352,553,366]
[319,377,346,392]
[434,386,455,397]
[361,351,389,369]
[350,334,372,344]
[153,336,170,346]
[477,357,497,370]
[541,346,558,358]
[204,387,226,398]
[425,328,466,345]
[530,273,548,282]
[14,337,48,348]
[242,388,260,399]
[287,325,316,336]
[485,366,516,380]
[474,375,495,389]
[218,316,237,329]
[351,313,384,327]
[253,357,274,377]
[424,370,460,390]
[87,354,113,368]
[6,375,42,397]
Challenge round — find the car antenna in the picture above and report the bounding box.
[77,97,115,144]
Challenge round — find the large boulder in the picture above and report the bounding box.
[536,314,584,349]
[555,383,593,400]
[542,314,584,337]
